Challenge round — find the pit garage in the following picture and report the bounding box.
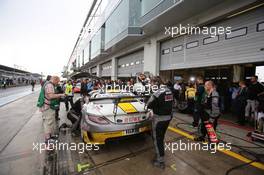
[159,6,264,84]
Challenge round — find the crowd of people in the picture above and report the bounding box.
[165,75,264,127]
[0,78,38,89]
[0,78,13,89]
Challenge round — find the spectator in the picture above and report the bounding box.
[31,80,36,91]
[245,76,264,122]
[41,75,51,87]
[3,79,6,89]
[234,81,247,125]
[173,81,182,101]
[256,98,264,133]
[193,77,205,127]
[64,80,74,111]
[87,80,94,94]
[229,83,239,115]
[80,79,88,97]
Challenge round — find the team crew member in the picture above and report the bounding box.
[185,82,196,113]
[65,80,74,111]
[40,76,64,144]
[195,81,220,142]
[193,77,205,127]
[147,76,173,169]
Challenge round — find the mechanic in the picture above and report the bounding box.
[146,76,173,169]
[67,97,84,136]
[194,80,220,142]
[64,80,74,111]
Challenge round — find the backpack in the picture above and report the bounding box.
[37,82,59,110]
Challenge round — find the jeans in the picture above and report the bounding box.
[245,100,259,120]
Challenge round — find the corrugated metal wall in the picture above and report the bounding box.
[117,50,144,77]
[101,61,112,77]
[91,66,97,75]
[160,7,264,71]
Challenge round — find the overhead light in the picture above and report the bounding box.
[190,76,195,82]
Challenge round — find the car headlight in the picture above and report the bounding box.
[85,115,110,125]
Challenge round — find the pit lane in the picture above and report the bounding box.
[0,91,263,175]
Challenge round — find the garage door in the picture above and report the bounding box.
[160,7,264,70]
[91,66,97,76]
[117,50,144,77]
[101,61,112,77]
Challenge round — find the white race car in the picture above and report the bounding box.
[80,90,151,144]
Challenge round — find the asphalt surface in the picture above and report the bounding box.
[0,86,43,174]
[0,87,263,175]
[0,85,40,107]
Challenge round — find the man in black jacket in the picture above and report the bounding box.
[147,76,173,169]
[80,79,88,97]
[235,81,247,125]
[245,76,264,121]
[193,77,205,127]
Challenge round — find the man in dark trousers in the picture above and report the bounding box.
[195,80,220,142]
[147,76,173,169]
[31,80,36,91]
[245,75,264,121]
[80,79,88,97]
[193,77,205,127]
[235,81,247,125]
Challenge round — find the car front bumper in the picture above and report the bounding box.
[81,119,151,144]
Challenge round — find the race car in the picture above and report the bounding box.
[80,91,151,144]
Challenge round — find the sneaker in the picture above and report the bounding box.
[152,159,165,169]
[192,122,198,127]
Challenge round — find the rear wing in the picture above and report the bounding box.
[89,95,151,119]
[88,95,150,102]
